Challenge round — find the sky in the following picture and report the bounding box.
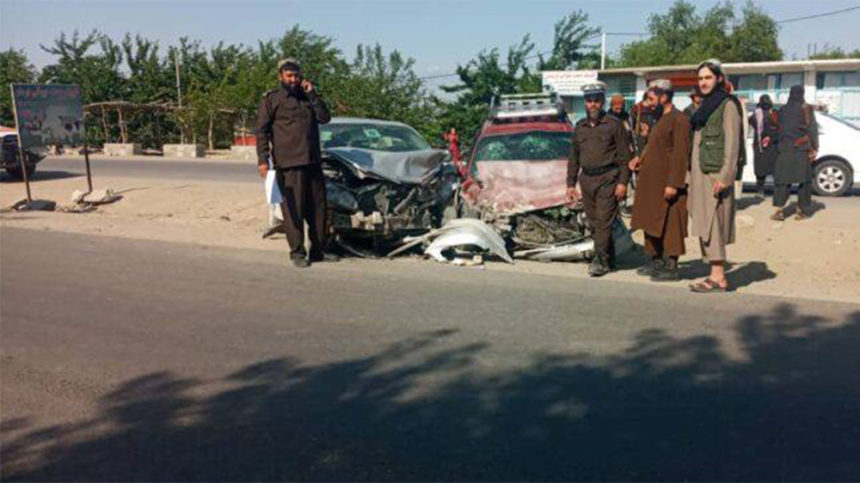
[2,0,858,92]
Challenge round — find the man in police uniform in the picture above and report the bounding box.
[567,81,632,277]
[257,58,333,268]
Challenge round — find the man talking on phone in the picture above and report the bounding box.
[256,58,333,267]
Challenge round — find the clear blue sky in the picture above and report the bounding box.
[2,0,858,92]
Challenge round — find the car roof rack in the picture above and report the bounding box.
[490,92,565,121]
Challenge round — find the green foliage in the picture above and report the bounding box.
[809,47,860,60]
[0,48,38,125]
[436,11,600,148]
[616,0,781,67]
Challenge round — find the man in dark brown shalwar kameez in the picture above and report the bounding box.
[630,79,691,281]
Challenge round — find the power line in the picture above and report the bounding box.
[775,5,860,24]
[420,5,860,82]
[420,32,601,81]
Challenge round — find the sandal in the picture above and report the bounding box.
[689,278,728,293]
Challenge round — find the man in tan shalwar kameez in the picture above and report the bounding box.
[687,60,741,293]
[630,79,690,282]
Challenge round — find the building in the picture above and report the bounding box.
[544,59,860,121]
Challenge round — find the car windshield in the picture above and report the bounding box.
[321,123,431,152]
[473,131,572,162]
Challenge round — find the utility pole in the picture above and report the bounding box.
[601,33,607,70]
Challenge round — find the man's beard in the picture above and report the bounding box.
[281,82,301,95]
[587,109,602,121]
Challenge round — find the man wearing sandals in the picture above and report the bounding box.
[687,60,742,293]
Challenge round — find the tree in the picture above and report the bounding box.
[435,11,600,147]
[338,44,432,136]
[0,48,37,126]
[538,11,602,71]
[809,47,860,60]
[39,30,126,104]
[616,0,781,67]
[728,1,782,62]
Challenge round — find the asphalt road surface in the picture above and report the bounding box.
[2,226,859,481]
[25,156,258,184]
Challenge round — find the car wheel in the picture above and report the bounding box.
[5,164,36,180]
[813,159,852,197]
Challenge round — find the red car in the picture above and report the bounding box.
[459,94,632,261]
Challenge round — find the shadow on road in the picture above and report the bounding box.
[2,304,859,481]
[0,171,82,183]
[736,194,766,211]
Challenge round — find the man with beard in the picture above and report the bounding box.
[684,86,703,118]
[607,94,632,132]
[750,94,778,198]
[631,89,659,157]
[629,79,690,282]
[567,82,632,277]
[257,58,333,267]
[772,85,819,221]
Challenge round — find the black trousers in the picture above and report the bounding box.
[276,165,328,256]
[580,170,619,263]
[773,182,812,212]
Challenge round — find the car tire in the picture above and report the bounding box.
[5,164,36,180]
[813,158,852,197]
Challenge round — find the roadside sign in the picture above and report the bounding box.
[542,70,599,97]
[10,84,92,202]
[11,84,85,150]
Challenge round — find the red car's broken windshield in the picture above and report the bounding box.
[473,131,572,162]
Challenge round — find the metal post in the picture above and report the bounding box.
[9,84,32,203]
[601,32,607,70]
[84,139,93,193]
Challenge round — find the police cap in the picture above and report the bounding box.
[581,81,608,100]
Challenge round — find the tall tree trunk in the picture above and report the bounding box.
[101,107,110,143]
[208,113,214,151]
[117,108,127,144]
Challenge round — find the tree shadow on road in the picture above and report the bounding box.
[0,170,82,183]
[3,306,859,481]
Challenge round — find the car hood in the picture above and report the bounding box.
[324,147,448,184]
[471,159,569,215]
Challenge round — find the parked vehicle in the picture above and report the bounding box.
[742,110,858,196]
[0,126,46,180]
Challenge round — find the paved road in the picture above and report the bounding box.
[25,156,258,184]
[1,226,859,481]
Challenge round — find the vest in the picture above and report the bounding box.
[698,98,728,174]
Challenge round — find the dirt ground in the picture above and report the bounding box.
[2,157,859,304]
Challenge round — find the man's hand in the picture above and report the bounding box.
[664,186,678,201]
[258,164,268,179]
[615,183,628,201]
[808,149,817,162]
[301,79,315,94]
[628,156,641,172]
[566,186,582,202]
[713,180,728,196]
[761,136,770,148]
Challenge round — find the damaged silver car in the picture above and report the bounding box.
[319,118,459,256]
